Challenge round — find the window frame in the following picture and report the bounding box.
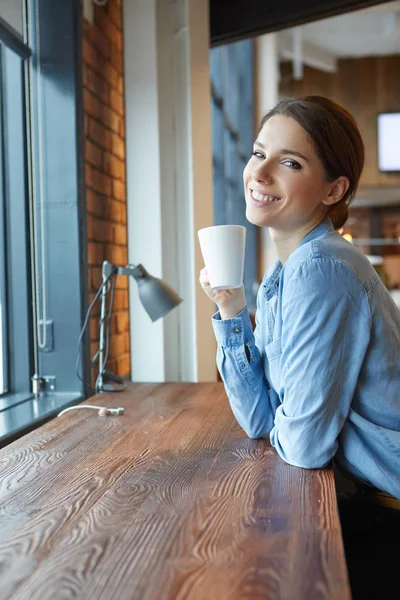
[0,0,89,446]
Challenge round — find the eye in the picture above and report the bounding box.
[252,151,264,159]
[283,159,301,169]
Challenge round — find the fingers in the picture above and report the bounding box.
[199,266,210,289]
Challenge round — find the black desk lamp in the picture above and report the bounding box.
[96,260,182,393]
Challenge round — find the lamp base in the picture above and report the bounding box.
[97,370,126,393]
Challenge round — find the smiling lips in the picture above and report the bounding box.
[250,189,281,203]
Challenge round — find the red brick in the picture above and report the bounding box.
[83,4,128,375]
[88,242,105,265]
[88,294,101,317]
[90,317,99,341]
[103,62,119,88]
[88,118,111,150]
[83,39,104,74]
[84,67,109,104]
[117,75,124,95]
[106,244,127,265]
[110,132,125,159]
[107,200,127,225]
[85,139,103,169]
[83,89,102,120]
[103,198,115,221]
[106,3,122,30]
[113,290,129,311]
[120,202,127,225]
[95,6,121,49]
[103,198,121,222]
[101,106,121,134]
[112,179,126,202]
[89,266,103,290]
[108,333,127,358]
[110,42,123,73]
[110,88,124,116]
[104,153,125,180]
[113,223,127,246]
[84,20,110,59]
[117,353,131,376]
[87,215,94,239]
[86,189,107,218]
[114,311,130,334]
[86,165,112,195]
[115,275,128,290]
[93,218,113,244]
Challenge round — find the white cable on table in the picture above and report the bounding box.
[58,405,124,417]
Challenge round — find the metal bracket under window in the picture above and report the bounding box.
[31,374,56,395]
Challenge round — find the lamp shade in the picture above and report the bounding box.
[132,264,182,322]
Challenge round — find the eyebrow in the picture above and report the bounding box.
[254,141,309,162]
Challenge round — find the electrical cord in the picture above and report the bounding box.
[94,273,127,393]
[76,268,117,391]
[57,405,124,417]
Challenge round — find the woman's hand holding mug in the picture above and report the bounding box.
[199,266,246,320]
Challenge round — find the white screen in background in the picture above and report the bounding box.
[377,113,400,172]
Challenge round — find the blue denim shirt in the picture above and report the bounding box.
[212,219,400,499]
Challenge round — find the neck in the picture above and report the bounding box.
[270,218,324,264]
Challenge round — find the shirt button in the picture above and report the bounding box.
[234,327,241,334]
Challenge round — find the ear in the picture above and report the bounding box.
[321,176,350,206]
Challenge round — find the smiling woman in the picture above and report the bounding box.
[243,97,364,246]
[199,94,400,599]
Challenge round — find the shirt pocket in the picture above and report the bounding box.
[265,337,282,392]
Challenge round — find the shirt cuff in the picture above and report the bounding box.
[211,308,253,348]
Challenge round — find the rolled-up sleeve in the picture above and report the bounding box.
[270,258,371,468]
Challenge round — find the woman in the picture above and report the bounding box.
[200,96,400,597]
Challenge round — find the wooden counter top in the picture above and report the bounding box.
[0,382,350,599]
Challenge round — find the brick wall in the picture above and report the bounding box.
[82,0,130,383]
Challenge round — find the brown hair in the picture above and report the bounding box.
[259,96,365,230]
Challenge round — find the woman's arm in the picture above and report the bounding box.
[212,287,280,438]
[270,258,371,468]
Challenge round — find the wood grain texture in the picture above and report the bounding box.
[0,383,350,600]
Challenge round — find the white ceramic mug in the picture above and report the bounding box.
[198,225,246,290]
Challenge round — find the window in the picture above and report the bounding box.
[0,6,33,405]
[210,40,258,310]
[0,1,88,446]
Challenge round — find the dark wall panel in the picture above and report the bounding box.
[210,0,389,46]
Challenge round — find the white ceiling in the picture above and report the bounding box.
[282,1,400,59]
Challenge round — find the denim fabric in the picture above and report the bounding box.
[212,218,400,499]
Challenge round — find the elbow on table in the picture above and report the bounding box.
[280,450,331,470]
[243,424,269,440]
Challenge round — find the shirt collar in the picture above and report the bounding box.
[262,218,334,301]
[297,217,334,248]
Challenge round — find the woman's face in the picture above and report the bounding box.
[243,115,335,232]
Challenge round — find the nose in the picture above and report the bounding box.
[252,158,273,184]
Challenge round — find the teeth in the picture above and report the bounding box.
[252,190,280,202]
